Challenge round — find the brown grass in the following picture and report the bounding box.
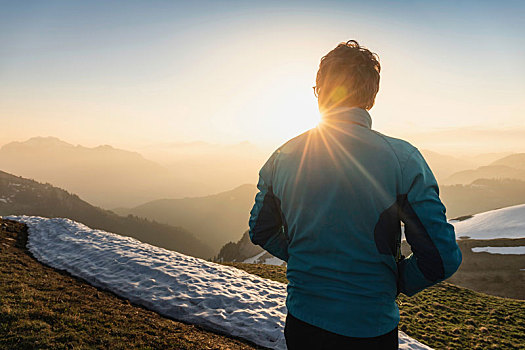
[2,218,524,350]
[0,218,261,350]
[447,238,525,300]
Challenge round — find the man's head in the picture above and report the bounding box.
[315,40,380,113]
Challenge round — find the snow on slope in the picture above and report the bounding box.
[5,215,432,350]
[243,251,285,266]
[451,204,525,240]
[264,256,285,266]
[471,246,525,255]
[243,250,266,264]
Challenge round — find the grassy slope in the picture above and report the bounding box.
[400,237,525,301]
[0,219,260,350]
[2,218,524,350]
[224,263,525,350]
[447,238,525,300]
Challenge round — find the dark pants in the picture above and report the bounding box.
[284,312,398,350]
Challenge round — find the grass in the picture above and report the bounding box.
[0,219,261,350]
[2,218,524,349]
[225,262,525,350]
[447,238,525,300]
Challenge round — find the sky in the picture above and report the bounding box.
[1,0,524,155]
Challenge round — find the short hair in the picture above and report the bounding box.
[315,40,381,111]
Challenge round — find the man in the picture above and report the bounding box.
[248,40,462,349]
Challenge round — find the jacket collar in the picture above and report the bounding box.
[321,107,372,129]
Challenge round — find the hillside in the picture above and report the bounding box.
[0,218,259,350]
[491,153,525,170]
[215,230,262,262]
[444,153,525,185]
[443,237,525,300]
[114,184,258,253]
[445,204,525,299]
[441,178,525,218]
[419,150,476,182]
[6,216,525,349]
[0,170,213,258]
[214,231,284,266]
[445,165,525,185]
[372,150,518,185]
[3,217,525,349]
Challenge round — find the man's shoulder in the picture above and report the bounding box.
[260,129,314,172]
[275,128,315,154]
[370,130,419,167]
[371,130,416,151]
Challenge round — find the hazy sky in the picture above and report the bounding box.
[1,0,524,154]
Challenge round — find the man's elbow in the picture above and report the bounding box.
[248,216,262,246]
[248,227,261,246]
[442,246,462,279]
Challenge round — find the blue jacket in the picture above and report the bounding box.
[249,107,462,337]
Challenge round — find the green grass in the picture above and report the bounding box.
[224,262,525,350]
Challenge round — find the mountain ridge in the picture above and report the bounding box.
[444,153,525,185]
[0,136,265,208]
[0,170,213,258]
[115,184,258,253]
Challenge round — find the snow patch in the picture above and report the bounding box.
[452,204,525,240]
[4,215,432,350]
[243,251,286,266]
[471,246,525,255]
[264,256,286,266]
[242,250,266,263]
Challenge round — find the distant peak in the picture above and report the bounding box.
[233,183,257,191]
[28,136,69,143]
[3,136,74,149]
[95,144,115,150]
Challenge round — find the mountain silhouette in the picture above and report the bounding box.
[0,170,213,258]
[444,153,525,185]
[0,137,266,209]
[115,184,258,253]
[490,153,525,170]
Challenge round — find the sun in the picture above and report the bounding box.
[257,82,321,142]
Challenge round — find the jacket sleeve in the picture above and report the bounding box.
[248,151,289,262]
[397,148,462,296]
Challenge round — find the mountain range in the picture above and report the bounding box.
[443,154,525,185]
[0,137,267,209]
[1,136,519,209]
[0,137,183,208]
[113,184,258,253]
